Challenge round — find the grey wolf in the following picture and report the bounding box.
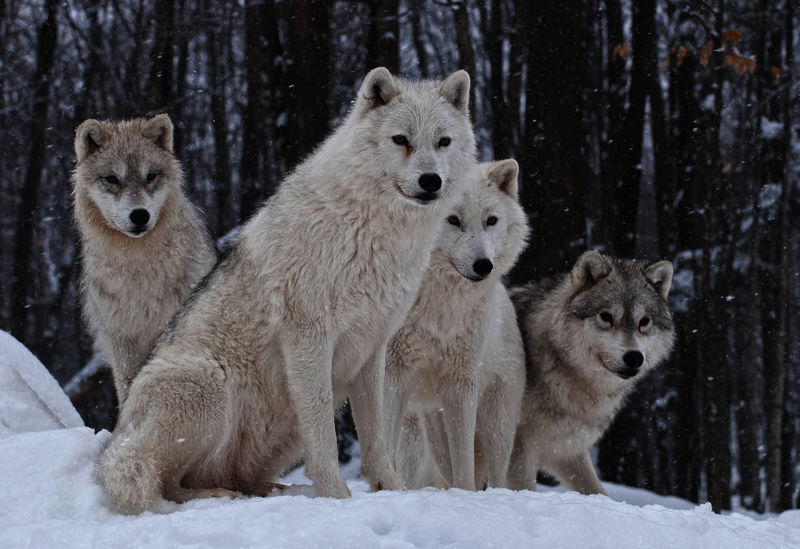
[71,114,216,406]
[386,159,528,490]
[95,67,477,513]
[507,251,675,495]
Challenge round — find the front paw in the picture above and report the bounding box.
[369,467,405,492]
[313,472,352,499]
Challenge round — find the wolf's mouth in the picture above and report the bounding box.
[127,227,149,237]
[394,184,439,205]
[597,355,636,380]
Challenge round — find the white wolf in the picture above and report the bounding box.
[71,114,216,406]
[386,159,529,490]
[507,251,675,495]
[95,68,477,514]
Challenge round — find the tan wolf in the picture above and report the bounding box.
[507,251,675,495]
[95,68,477,513]
[386,159,528,490]
[72,114,216,406]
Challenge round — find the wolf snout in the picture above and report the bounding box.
[418,172,442,193]
[130,208,150,227]
[619,350,644,379]
[473,258,493,279]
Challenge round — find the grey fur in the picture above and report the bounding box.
[71,114,216,406]
[507,250,675,495]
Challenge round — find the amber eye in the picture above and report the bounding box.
[146,173,158,182]
[486,216,498,226]
[392,135,409,147]
[105,175,119,185]
[599,312,613,324]
[639,317,651,329]
[438,137,451,147]
[447,215,460,227]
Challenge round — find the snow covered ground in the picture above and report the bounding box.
[2,330,800,548]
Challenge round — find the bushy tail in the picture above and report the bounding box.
[95,431,161,515]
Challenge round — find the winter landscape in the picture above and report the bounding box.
[2,329,800,548]
[2,1,800,541]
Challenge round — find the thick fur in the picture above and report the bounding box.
[72,114,216,406]
[386,159,529,490]
[95,68,477,514]
[507,251,675,495]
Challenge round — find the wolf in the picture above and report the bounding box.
[506,250,675,495]
[95,67,477,514]
[71,114,216,407]
[386,159,528,490]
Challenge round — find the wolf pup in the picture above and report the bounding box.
[507,251,675,495]
[72,114,216,406]
[386,159,528,490]
[95,68,477,514]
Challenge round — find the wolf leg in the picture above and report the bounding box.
[506,433,538,491]
[442,376,478,490]
[282,330,350,499]
[349,343,404,491]
[475,380,519,488]
[550,452,606,495]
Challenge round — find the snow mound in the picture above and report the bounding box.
[0,330,84,437]
[0,427,799,548]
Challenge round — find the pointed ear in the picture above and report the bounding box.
[570,250,612,292]
[357,67,401,112]
[486,159,519,199]
[142,113,174,153]
[439,70,470,113]
[74,119,110,163]
[645,260,673,301]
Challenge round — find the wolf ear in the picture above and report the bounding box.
[486,159,519,199]
[439,70,470,114]
[645,260,673,301]
[358,67,401,112]
[570,250,612,292]
[74,119,111,163]
[142,113,174,153]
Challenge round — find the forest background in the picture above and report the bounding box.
[0,0,797,515]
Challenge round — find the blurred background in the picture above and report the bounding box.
[0,0,797,514]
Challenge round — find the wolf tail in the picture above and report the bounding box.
[94,428,161,515]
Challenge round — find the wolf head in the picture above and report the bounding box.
[72,114,181,238]
[352,67,477,206]
[563,251,675,382]
[432,159,529,282]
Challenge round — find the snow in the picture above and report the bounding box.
[2,332,800,548]
[0,330,84,436]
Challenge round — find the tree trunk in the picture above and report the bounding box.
[145,0,175,111]
[365,0,399,73]
[451,1,476,117]
[10,0,59,345]
[518,0,587,277]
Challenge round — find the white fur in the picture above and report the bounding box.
[95,68,477,513]
[386,159,529,490]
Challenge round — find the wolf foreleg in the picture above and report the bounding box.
[349,343,404,492]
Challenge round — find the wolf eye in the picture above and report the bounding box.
[392,135,409,147]
[486,216,498,226]
[599,312,613,324]
[105,175,119,185]
[438,137,451,147]
[447,215,460,227]
[146,173,158,182]
[639,317,651,329]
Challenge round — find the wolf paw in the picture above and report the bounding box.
[312,471,351,499]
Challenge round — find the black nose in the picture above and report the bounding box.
[473,258,493,277]
[129,208,150,227]
[623,351,644,370]
[418,173,442,193]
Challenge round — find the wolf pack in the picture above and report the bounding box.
[69,68,676,514]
